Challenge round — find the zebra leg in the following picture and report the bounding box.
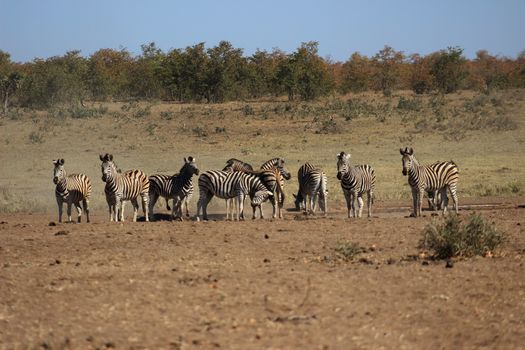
[411,189,418,217]
[344,191,352,218]
[450,185,458,215]
[130,198,139,222]
[120,200,126,222]
[258,203,264,219]
[56,197,63,223]
[357,195,364,218]
[199,194,212,221]
[237,195,245,221]
[66,202,73,223]
[184,197,190,217]
[417,190,424,217]
[350,192,357,218]
[74,201,83,223]
[148,192,159,221]
[83,198,90,223]
[441,187,449,215]
[367,191,372,218]
[270,195,277,219]
[141,193,149,222]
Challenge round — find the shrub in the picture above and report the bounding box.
[397,96,422,111]
[419,213,503,259]
[334,240,362,261]
[242,104,254,116]
[28,131,44,144]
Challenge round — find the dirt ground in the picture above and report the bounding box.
[0,197,524,350]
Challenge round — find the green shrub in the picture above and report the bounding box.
[419,213,503,259]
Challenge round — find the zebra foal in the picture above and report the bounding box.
[336,152,376,218]
[400,147,459,217]
[53,158,92,223]
[100,153,150,222]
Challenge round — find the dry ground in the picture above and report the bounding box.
[1,90,525,348]
[0,198,524,349]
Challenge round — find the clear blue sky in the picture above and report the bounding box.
[1,0,523,63]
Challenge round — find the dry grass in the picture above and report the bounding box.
[1,89,524,213]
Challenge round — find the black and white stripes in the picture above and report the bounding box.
[336,152,376,218]
[148,157,199,220]
[53,159,92,223]
[100,153,150,222]
[400,147,459,217]
[294,163,327,215]
[196,170,272,221]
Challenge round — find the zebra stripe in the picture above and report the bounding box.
[100,154,150,222]
[336,151,376,218]
[400,147,459,217]
[53,159,92,223]
[294,163,327,214]
[196,170,272,221]
[223,158,254,172]
[148,157,199,220]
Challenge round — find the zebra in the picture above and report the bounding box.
[223,157,291,219]
[52,158,92,223]
[148,157,199,221]
[336,151,376,218]
[195,170,272,221]
[293,163,328,215]
[400,147,459,217]
[99,153,150,222]
[222,158,254,172]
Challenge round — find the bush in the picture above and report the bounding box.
[397,96,422,111]
[28,131,44,144]
[419,213,503,259]
[334,240,363,261]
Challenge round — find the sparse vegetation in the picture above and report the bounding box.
[420,213,504,259]
[334,239,363,261]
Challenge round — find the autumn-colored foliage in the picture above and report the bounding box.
[1,42,524,110]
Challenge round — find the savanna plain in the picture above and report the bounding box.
[0,90,524,349]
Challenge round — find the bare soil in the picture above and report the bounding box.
[1,197,524,349]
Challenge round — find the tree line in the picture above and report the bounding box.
[1,41,525,113]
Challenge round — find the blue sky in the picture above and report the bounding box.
[1,0,523,63]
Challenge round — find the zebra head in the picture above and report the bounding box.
[182,156,199,176]
[336,151,351,180]
[99,153,116,182]
[292,192,304,211]
[52,158,65,184]
[399,147,414,176]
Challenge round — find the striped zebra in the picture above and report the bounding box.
[148,157,199,221]
[400,147,459,217]
[222,158,254,172]
[293,163,328,215]
[53,159,92,223]
[195,170,272,221]
[99,153,150,222]
[223,157,291,219]
[336,152,376,218]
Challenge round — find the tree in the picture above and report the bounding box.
[128,42,164,99]
[340,52,373,93]
[430,47,467,94]
[371,45,404,96]
[409,53,433,94]
[0,51,22,115]
[87,48,132,100]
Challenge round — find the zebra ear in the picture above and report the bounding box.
[408,148,414,155]
[184,157,187,163]
[400,148,405,155]
[99,154,104,161]
[188,156,194,162]
[59,159,65,165]
[53,159,58,165]
[109,154,113,161]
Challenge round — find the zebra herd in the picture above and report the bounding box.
[51,148,459,223]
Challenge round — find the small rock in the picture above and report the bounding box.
[105,341,115,348]
[48,222,57,226]
[55,259,61,265]
[264,234,269,239]
[445,260,454,268]
[422,261,429,266]
[263,258,270,263]
[54,230,69,236]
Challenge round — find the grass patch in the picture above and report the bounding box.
[333,239,363,261]
[419,213,503,259]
